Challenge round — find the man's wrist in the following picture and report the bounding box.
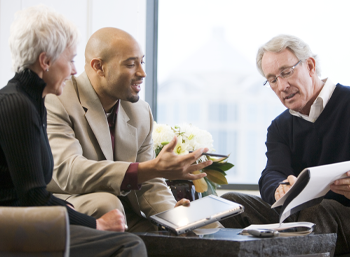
[120,163,141,190]
[138,159,158,183]
[96,219,104,231]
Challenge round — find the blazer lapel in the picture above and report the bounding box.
[115,102,141,215]
[115,102,137,162]
[75,72,114,161]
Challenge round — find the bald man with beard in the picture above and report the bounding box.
[45,27,212,232]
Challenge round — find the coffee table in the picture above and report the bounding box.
[136,228,336,257]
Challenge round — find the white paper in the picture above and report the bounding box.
[242,222,314,231]
[241,222,315,237]
[272,160,350,222]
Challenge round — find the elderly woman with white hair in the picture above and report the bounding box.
[0,5,146,257]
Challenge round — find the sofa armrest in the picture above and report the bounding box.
[0,206,69,257]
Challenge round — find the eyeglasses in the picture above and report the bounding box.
[263,60,302,87]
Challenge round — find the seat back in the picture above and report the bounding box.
[0,206,69,257]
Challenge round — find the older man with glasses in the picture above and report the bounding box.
[221,34,350,255]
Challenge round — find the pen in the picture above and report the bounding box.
[189,151,228,158]
[279,181,290,185]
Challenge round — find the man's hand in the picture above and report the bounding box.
[96,209,126,232]
[138,136,213,183]
[174,198,190,208]
[274,175,297,201]
[330,171,350,199]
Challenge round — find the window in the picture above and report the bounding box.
[146,0,350,186]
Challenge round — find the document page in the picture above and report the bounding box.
[271,160,350,223]
[241,222,315,237]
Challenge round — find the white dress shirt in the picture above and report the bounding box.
[289,78,336,123]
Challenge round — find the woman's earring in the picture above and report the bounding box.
[46,68,49,72]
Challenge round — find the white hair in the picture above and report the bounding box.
[9,5,79,72]
[256,34,321,77]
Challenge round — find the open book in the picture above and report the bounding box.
[271,160,350,223]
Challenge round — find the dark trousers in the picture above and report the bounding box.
[220,192,350,255]
[70,225,147,257]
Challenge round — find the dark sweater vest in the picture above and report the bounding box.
[259,84,350,206]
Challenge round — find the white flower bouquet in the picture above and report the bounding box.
[152,122,234,195]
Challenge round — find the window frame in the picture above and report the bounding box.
[145,0,158,121]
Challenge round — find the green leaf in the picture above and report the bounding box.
[207,162,225,168]
[208,162,234,171]
[203,166,227,175]
[218,162,234,171]
[155,146,163,156]
[202,166,227,176]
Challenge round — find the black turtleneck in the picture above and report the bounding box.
[0,69,95,228]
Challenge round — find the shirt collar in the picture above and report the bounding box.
[289,78,336,122]
[317,78,336,109]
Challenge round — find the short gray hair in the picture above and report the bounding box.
[256,34,321,77]
[9,5,79,72]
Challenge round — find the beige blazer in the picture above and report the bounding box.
[46,72,176,217]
